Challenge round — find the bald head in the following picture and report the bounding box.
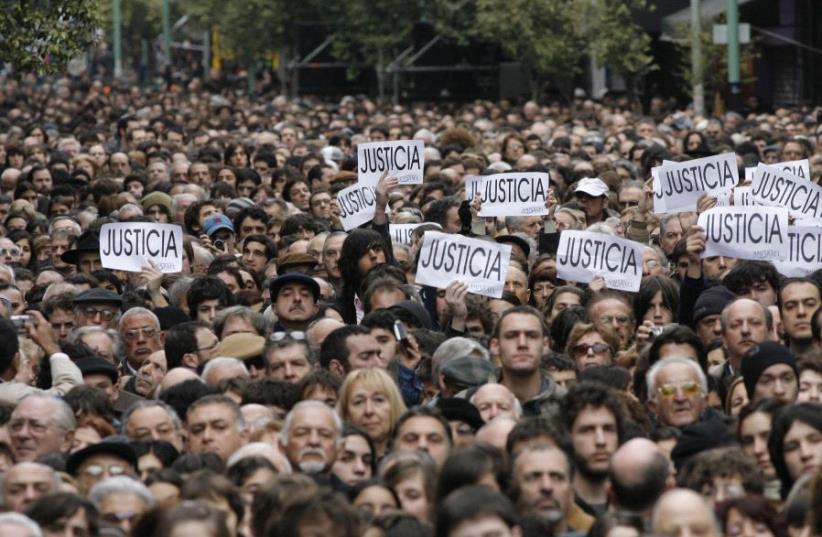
[470,383,521,422]
[474,416,517,451]
[609,438,671,512]
[160,367,200,393]
[652,489,719,537]
[306,318,345,351]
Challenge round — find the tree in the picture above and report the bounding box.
[0,0,101,75]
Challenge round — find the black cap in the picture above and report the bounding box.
[740,341,797,398]
[269,273,320,301]
[66,438,138,476]
[692,285,736,326]
[436,398,485,431]
[495,234,530,259]
[73,288,122,306]
[75,356,119,384]
[61,231,100,265]
[441,356,496,388]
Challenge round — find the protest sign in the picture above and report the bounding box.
[555,230,645,293]
[337,183,382,231]
[773,223,822,277]
[476,172,550,217]
[464,175,484,201]
[390,223,425,245]
[357,139,424,186]
[415,231,511,298]
[652,166,667,214]
[696,206,789,261]
[100,222,183,273]
[750,164,822,219]
[776,159,811,180]
[654,153,738,213]
[733,186,753,206]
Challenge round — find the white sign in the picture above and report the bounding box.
[697,206,789,261]
[100,223,183,273]
[773,223,822,277]
[477,172,550,217]
[389,224,425,245]
[464,175,484,201]
[415,231,511,298]
[556,230,645,293]
[654,153,738,214]
[712,23,751,44]
[337,183,380,231]
[750,164,822,219]
[357,139,424,186]
[733,186,753,206]
[652,166,667,214]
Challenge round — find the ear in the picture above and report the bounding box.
[60,430,75,454]
[329,359,346,377]
[489,337,500,357]
[646,396,657,416]
[181,353,200,370]
[159,331,166,345]
[542,335,551,353]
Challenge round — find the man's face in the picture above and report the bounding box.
[48,308,75,340]
[9,398,72,461]
[186,403,247,461]
[75,302,119,329]
[659,218,683,255]
[78,252,102,274]
[653,492,719,537]
[513,448,573,530]
[135,351,167,397]
[549,292,582,322]
[722,300,769,362]
[322,235,345,280]
[736,279,777,307]
[570,406,618,480]
[444,206,462,233]
[282,406,339,473]
[618,187,642,210]
[267,342,313,384]
[590,298,634,349]
[147,162,169,183]
[472,384,518,422]
[781,282,821,342]
[345,334,385,369]
[125,406,183,451]
[239,217,267,240]
[121,314,163,368]
[76,453,135,494]
[449,515,520,537]
[696,313,723,345]
[3,463,56,513]
[393,416,451,467]
[575,193,607,222]
[31,168,53,193]
[703,256,736,280]
[370,328,397,363]
[188,163,211,185]
[274,283,319,323]
[492,313,547,376]
[754,363,798,405]
[649,363,705,428]
[83,373,119,402]
[81,332,116,363]
[110,154,131,177]
[504,267,530,305]
[98,492,148,535]
[195,298,222,324]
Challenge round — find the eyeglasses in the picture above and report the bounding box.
[657,382,701,398]
[572,342,612,358]
[82,463,128,478]
[80,307,118,321]
[123,327,158,341]
[598,314,631,326]
[269,331,307,343]
[0,247,21,258]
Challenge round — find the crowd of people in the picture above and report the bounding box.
[0,72,819,537]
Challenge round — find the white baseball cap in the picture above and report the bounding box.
[574,177,610,198]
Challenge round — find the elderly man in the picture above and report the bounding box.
[651,489,720,537]
[73,288,122,330]
[715,298,771,385]
[1,462,60,512]
[646,357,711,429]
[89,476,155,536]
[185,394,249,462]
[470,383,522,422]
[122,400,184,451]
[279,400,342,475]
[118,307,164,376]
[270,273,320,332]
[9,395,76,462]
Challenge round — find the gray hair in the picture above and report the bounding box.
[66,326,126,363]
[586,222,616,235]
[0,513,43,537]
[0,263,15,285]
[122,400,182,435]
[431,337,490,382]
[200,357,249,384]
[13,395,76,432]
[212,305,267,337]
[168,276,195,310]
[646,356,708,402]
[118,307,160,333]
[88,476,155,509]
[279,400,342,446]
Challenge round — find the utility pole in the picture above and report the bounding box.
[726,0,741,111]
[162,0,172,66]
[690,0,704,117]
[112,0,122,78]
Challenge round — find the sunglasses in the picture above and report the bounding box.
[268,331,307,343]
[573,342,612,358]
[657,382,700,398]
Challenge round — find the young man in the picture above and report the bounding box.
[436,485,523,537]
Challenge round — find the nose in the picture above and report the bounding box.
[364,399,374,415]
[539,474,554,495]
[773,379,786,396]
[594,427,605,445]
[713,318,722,335]
[284,363,294,379]
[753,437,766,455]
[799,441,813,460]
[487,405,500,420]
[718,257,728,269]
[517,333,528,347]
[308,429,321,446]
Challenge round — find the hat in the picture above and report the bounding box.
[495,235,530,259]
[331,171,357,185]
[153,307,191,330]
[692,285,736,326]
[740,341,797,399]
[226,197,255,215]
[671,418,736,472]
[441,356,496,389]
[321,146,344,164]
[277,252,318,273]
[436,398,485,431]
[269,273,320,301]
[61,231,100,265]
[203,214,235,237]
[763,145,781,155]
[212,332,266,361]
[389,300,433,330]
[140,191,173,214]
[73,288,122,306]
[66,438,138,476]
[574,177,610,198]
[75,356,119,384]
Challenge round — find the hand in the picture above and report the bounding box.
[24,310,60,356]
[685,225,706,259]
[13,355,33,385]
[445,281,469,320]
[140,261,163,293]
[696,193,717,214]
[638,179,654,216]
[200,233,226,256]
[374,172,400,210]
[635,320,655,352]
[397,333,423,370]
[589,275,606,293]
[544,188,558,218]
[471,193,482,217]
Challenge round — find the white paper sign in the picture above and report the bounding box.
[389,224,425,245]
[652,166,667,214]
[773,223,822,277]
[464,175,485,201]
[415,231,511,298]
[750,164,822,219]
[337,183,380,231]
[100,223,183,273]
[654,153,738,214]
[477,172,550,217]
[775,159,811,180]
[556,230,645,293]
[697,206,789,261]
[357,139,424,186]
[733,186,753,206]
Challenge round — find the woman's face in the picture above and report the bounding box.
[642,291,673,326]
[798,369,822,404]
[15,238,31,267]
[332,434,373,485]
[549,291,582,321]
[783,419,822,481]
[725,508,774,537]
[727,382,749,416]
[346,385,392,445]
[241,467,277,504]
[739,411,775,478]
[532,279,555,309]
[353,485,397,518]
[394,471,429,521]
[42,508,90,537]
[139,452,163,482]
[504,138,524,162]
[686,134,702,152]
[229,147,248,168]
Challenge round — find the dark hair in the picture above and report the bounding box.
[241,379,297,410]
[186,277,234,316]
[347,477,400,507]
[131,440,180,468]
[339,229,393,294]
[172,453,225,476]
[435,485,519,537]
[25,492,99,536]
[722,261,782,298]
[390,407,453,449]
[778,277,822,312]
[361,309,398,333]
[505,415,570,456]
[181,471,245,526]
[769,403,822,496]
[233,206,269,233]
[157,501,231,537]
[716,495,788,537]
[296,370,342,402]
[242,233,277,261]
[544,285,585,317]
[633,276,679,323]
[422,196,461,228]
[493,305,548,340]
[561,382,625,441]
[338,425,378,476]
[281,178,311,203]
[164,321,210,369]
[266,489,361,537]
[226,455,277,488]
[319,325,372,372]
[436,443,507,502]
[0,318,19,376]
[549,305,586,352]
[159,379,220,423]
[677,446,764,497]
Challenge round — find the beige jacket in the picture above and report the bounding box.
[0,353,83,404]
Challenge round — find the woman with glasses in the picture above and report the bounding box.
[564,323,620,371]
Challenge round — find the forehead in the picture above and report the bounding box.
[516,448,568,474]
[475,385,513,403]
[343,435,370,452]
[290,406,335,429]
[578,331,606,344]
[277,282,312,296]
[7,464,52,482]
[500,312,542,331]
[781,282,820,300]
[592,298,630,315]
[188,403,236,422]
[399,416,446,435]
[122,314,157,328]
[14,398,55,416]
[727,301,765,320]
[657,362,699,383]
[132,405,172,423]
[761,363,795,376]
[574,405,617,424]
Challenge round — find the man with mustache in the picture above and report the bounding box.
[511,443,577,535]
[270,273,320,332]
[280,400,341,476]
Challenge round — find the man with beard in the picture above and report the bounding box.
[511,443,578,535]
[270,273,320,332]
[561,383,624,516]
[280,400,341,476]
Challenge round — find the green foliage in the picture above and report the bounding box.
[0,0,101,75]
[588,0,656,79]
